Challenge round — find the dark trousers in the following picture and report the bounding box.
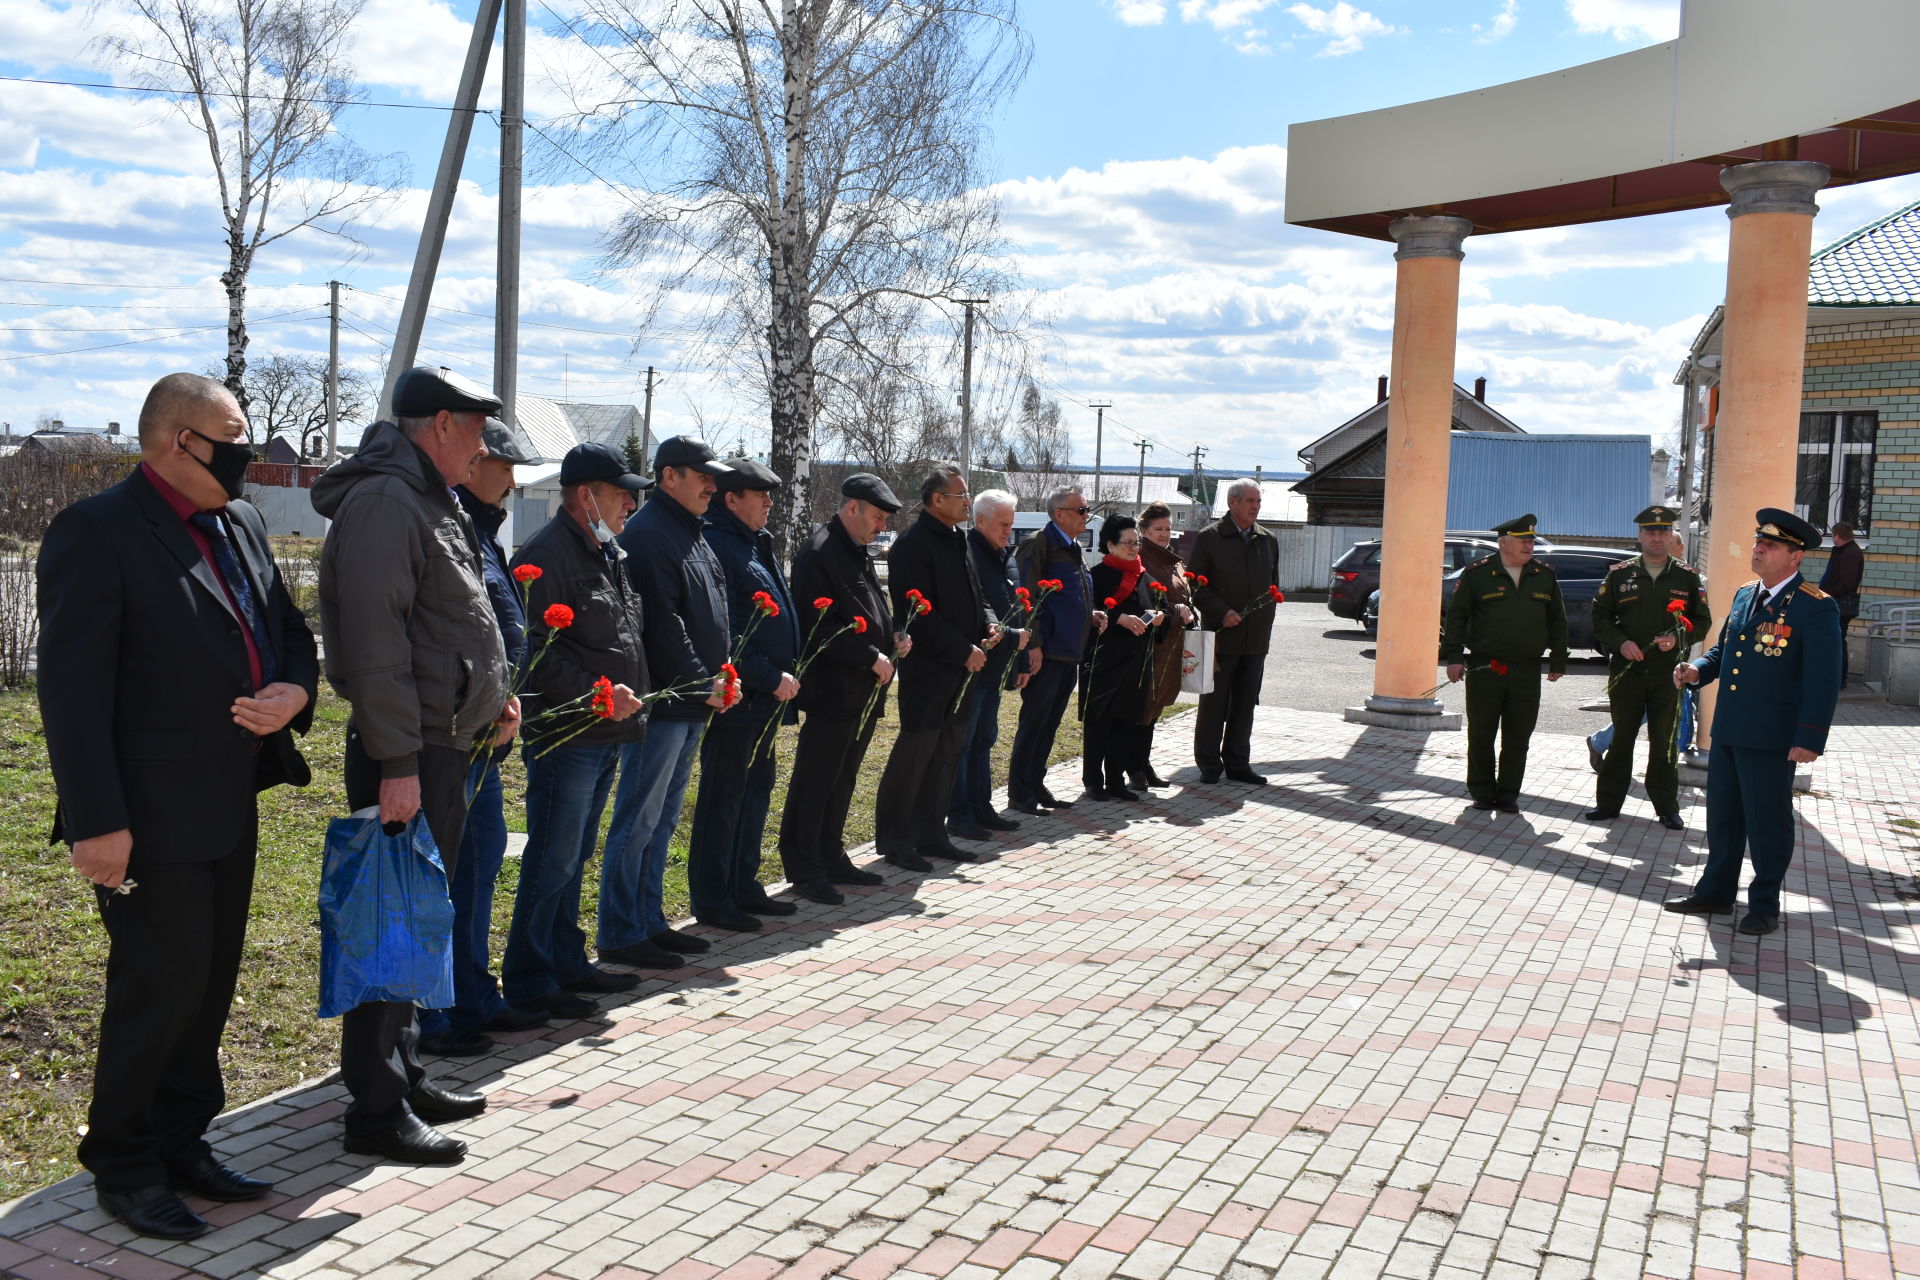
[875,711,970,854]
[1194,650,1266,772]
[1463,660,1541,803]
[79,831,256,1193]
[341,727,470,1132]
[779,704,880,883]
[689,724,778,915]
[420,757,509,1038]
[1131,720,1163,783]
[948,682,1003,823]
[1008,657,1077,805]
[1084,718,1148,791]
[1596,667,1683,814]
[1696,741,1798,915]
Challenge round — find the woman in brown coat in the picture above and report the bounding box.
[1133,501,1197,789]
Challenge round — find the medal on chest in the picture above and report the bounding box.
[1755,619,1791,656]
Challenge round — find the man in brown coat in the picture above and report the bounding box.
[1187,480,1279,784]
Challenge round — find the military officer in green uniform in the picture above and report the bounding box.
[1441,514,1569,813]
[1585,505,1711,830]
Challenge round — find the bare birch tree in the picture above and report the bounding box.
[556,0,1028,558]
[98,0,401,414]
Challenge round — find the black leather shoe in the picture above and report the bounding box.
[1008,799,1049,816]
[794,879,845,905]
[408,1083,486,1123]
[976,813,1020,832]
[1663,894,1733,915]
[885,851,934,872]
[1469,798,1496,810]
[1036,789,1073,809]
[1104,786,1142,802]
[566,965,642,992]
[601,943,680,970]
[1225,769,1267,785]
[1141,769,1171,787]
[485,1006,552,1032]
[533,990,597,1019]
[1658,812,1685,831]
[1198,770,1222,784]
[170,1156,273,1202]
[1582,808,1619,822]
[1737,911,1780,935]
[738,895,799,916]
[419,1029,493,1057]
[650,929,712,954]
[947,821,991,841]
[344,1113,466,1165]
[1496,801,1520,814]
[824,867,885,886]
[919,840,977,862]
[98,1185,209,1240]
[696,909,763,932]
[1082,787,1111,803]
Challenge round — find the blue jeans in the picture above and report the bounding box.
[688,724,778,916]
[948,682,1002,823]
[600,718,702,949]
[501,741,619,1007]
[420,758,510,1038]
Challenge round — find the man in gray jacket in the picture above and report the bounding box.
[313,367,520,1166]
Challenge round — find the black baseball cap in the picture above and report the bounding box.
[391,366,503,417]
[653,435,734,476]
[560,441,651,491]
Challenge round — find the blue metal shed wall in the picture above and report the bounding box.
[1445,432,1651,538]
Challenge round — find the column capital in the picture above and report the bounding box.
[1389,215,1474,262]
[1720,160,1830,219]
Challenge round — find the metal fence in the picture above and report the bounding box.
[1273,524,1381,592]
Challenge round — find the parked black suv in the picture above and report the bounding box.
[1329,534,1498,621]
[1363,545,1632,652]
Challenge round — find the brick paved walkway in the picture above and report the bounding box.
[5,703,1920,1280]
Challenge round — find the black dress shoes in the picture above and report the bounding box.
[485,1006,552,1032]
[1008,799,1049,816]
[1582,808,1619,822]
[1036,789,1073,809]
[738,895,799,916]
[419,1028,493,1057]
[1737,911,1780,935]
[1104,786,1143,802]
[532,990,597,1019]
[171,1155,273,1202]
[1658,812,1685,831]
[825,867,885,886]
[696,909,763,932]
[1496,801,1520,814]
[884,851,934,871]
[408,1083,486,1123]
[1198,770,1221,784]
[1225,769,1267,785]
[98,1185,209,1240]
[344,1112,466,1165]
[920,840,978,862]
[976,812,1020,832]
[947,821,991,841]
[793,879,845,904]
[566,965,642,992]
[601,943,681,970]
[1469,798,1496,810]
[1663,894,1733,915]
[650,929,712,954]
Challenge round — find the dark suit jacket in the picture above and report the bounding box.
[1694,574,1842,754]
[37,469,318,863]
[1187,515,1279,657]
[790,515,894,719]
[887,510,992,729]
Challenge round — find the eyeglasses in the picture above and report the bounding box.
[1058,506,1091,517]
[1115,538,1140,547]
[937,489,970,501]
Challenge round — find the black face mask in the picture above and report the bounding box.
[184,429,253,501]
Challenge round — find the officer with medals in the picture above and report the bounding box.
[1665,509,1842,935]
[1441,514,1569,813]
[1585,505,1711,830]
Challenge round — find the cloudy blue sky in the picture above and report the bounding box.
[5,0,1920,472]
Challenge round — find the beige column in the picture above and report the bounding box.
[1695,161,1828,749]
[1354,215,1471,728]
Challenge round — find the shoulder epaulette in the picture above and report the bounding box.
[1610,558,1634,571]
[1798,582,1829,600]
[1470,554,1494,568]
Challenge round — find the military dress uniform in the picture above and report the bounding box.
[1588,505,1711,827]
[1440,514,1569,811]
[1666,509,1841,934]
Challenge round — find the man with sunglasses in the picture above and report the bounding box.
[1007,487,1105,814]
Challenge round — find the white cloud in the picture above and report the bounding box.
[1564,0,1680,43]
[1179,0,1280,29]
[1283,2,1403,57]
[1474,0,1520,43]
[1105,0,1170,24]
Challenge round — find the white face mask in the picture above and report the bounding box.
[585,492,620,548]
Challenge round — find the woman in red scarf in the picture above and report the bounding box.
[1081,513,1172,800]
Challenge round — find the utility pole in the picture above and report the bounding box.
[1133,439,1152,505]
[641,366,656,468]
[324,280,340,462]
[493,0,524,424]
[1189,445,1210,531]
[957,297,988,490]
[1089,402,1111,513]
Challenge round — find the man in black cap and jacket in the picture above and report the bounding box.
[312,365,522,1165]
[874,463,997,870]
[780,473,904,903]
[600,436,734,968]
[689,458,802,930]
[500,442,650,1019]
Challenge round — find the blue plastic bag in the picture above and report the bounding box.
[317,810,455,1018]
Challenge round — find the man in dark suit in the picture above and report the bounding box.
[1006,487,1102,814]
[779,473,902,904]
[874,464,997,869]
[1667,508,1843,935]
[1187,480,1280,784]
[37,372,318,1240]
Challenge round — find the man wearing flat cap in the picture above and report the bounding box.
[418,417,552,1055]
[779,472,904,904]
[600,437,735,968]
[1441,513,1568,814]
[500,442,650,1021]
[313,365,522,1163]
[688,458,802,929]
[1667,508,1841,935]
[1585,505,1711,831]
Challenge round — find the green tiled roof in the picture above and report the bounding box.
[1809,200,1920,306]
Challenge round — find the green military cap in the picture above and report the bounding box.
[1634,504,1677,529]
[1492,514,1538,538]
[1755,506,1821,551]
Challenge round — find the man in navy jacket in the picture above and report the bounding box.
[1666,508,1842,935]
[689,459,802,928]
[1006,486,1104,814]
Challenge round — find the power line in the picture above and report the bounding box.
[0,275,212,290]
[0,73,484,114]
[0,308,328,363]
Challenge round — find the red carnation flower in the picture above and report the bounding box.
[1195,573,1209,586]
[1015,586,1032,604]
[752,590,780,617]
[1490,659,1509,675]
[852,616,869,634]
[1151,582,1167,594]
[1104,596,1118,608]
[814,596,834,611]
[1268,585,1284,603]
[543,603,575,629]
[1667,599,1686,613]
[512,564,543,584]
[590,675,616,719]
